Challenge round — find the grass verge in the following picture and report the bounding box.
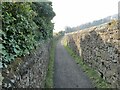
[45,36,61,88]
[45,39,55,88]
[63,41,110,88]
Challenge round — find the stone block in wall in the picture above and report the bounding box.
[117,66,120,88]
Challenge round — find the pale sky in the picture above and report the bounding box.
[51,0,119,32]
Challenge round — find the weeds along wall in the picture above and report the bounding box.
[64,24,120,88]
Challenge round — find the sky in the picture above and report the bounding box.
[51,0,119,32]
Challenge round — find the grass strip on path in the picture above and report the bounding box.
[45,39,55,88]
[45,36,61,88]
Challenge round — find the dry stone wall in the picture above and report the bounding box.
[2,41,51,89]
[65,24,120,88]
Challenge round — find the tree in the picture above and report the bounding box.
[31,2,55,40]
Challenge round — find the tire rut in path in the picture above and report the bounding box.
[54,39,94,88]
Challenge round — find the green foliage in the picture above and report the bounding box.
[58,31,65,36]
[45,35,60,88]
[1,2,55,67]
[45,40,54,88]
[31,2,55,40]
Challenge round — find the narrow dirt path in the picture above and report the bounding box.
[54,38,94,88]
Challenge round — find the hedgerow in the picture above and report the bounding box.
[0,2,55,68]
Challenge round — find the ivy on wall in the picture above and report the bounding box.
[0,2,55,68]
